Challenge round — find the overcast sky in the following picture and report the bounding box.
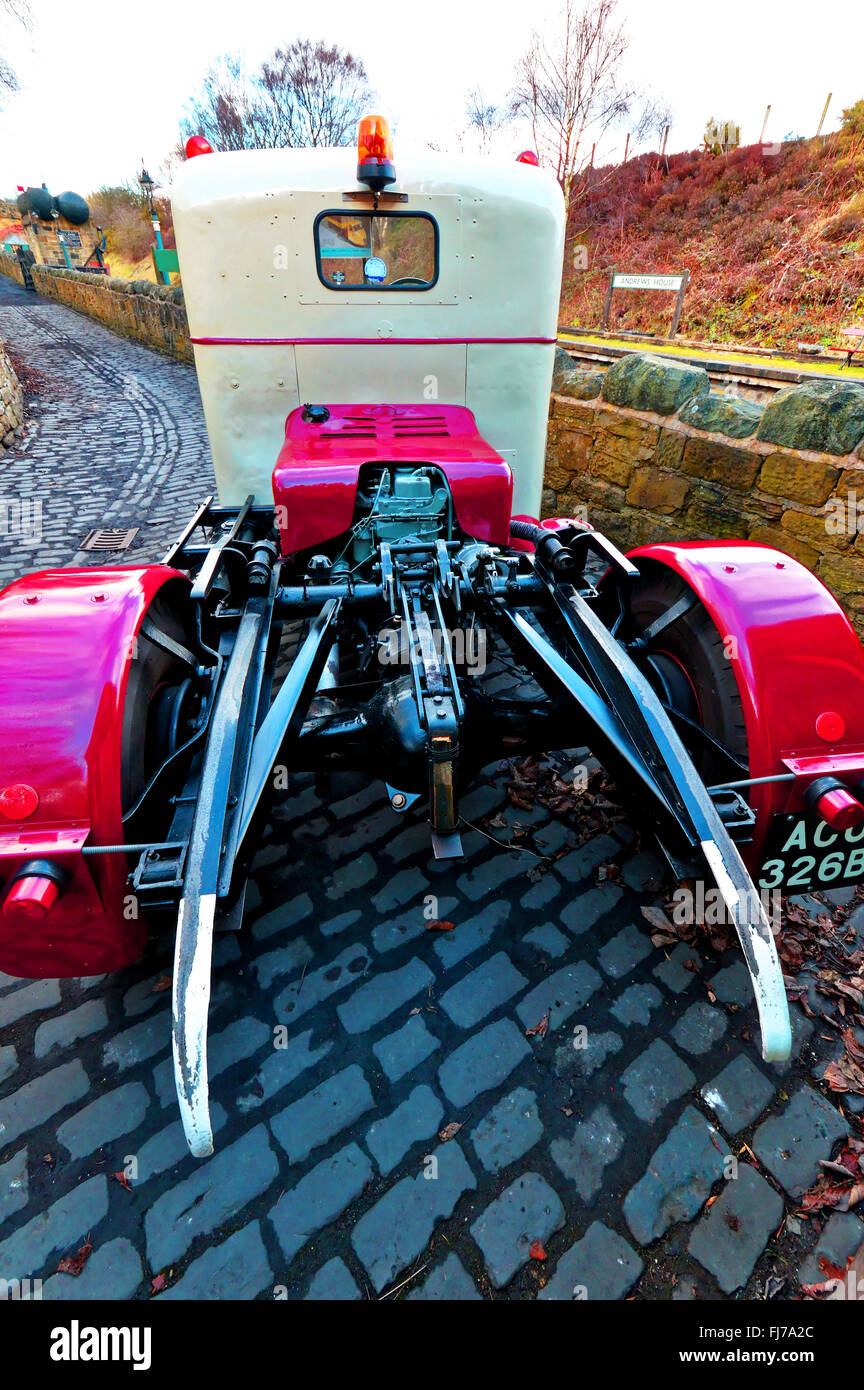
[0,0,861,198]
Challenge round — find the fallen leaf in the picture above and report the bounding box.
[57,1241,93,1277]
[824,1056,864,1096]
[438,1122,463,1143]
[801,1277,842,1299]
[819,1159,859,1180]
[425,920,455,933]
[641,905,675,934]
[529,1239,547,1261]
[826,1240,864,1300]
[112,1170,132,1191]
[151,1273,167,1293]
[525,1010,550,1039]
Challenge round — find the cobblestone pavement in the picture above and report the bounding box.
[0,276,212,573]
[1,282,862,1301]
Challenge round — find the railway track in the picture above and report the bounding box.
[557,327,864,402]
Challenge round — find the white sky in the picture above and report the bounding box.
[0,0,862,198]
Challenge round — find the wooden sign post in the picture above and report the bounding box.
[601,268,690,336]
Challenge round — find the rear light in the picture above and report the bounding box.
[517,150,540,165]
[816,788,864,830]
[185,135,213,158]
[0,783,39,819]
[803,776,864,831]
[815,710,845,742]
[357,114,396,191]
[2,860,70,921]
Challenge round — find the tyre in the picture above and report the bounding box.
[121,582,198,812]
[624,563,748,782]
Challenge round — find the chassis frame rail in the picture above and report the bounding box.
[139,500,791,1155]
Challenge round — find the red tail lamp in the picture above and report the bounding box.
[357,115,396,191]
[2,860,70,921]
[185,135,213,159]
[517,150,540,166]
[804,777,864,832]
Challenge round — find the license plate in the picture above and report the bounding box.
[757,813,864,892]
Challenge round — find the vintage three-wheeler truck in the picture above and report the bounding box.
[3,118,864,1156]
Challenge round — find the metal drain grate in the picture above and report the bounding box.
[81,527,139,553]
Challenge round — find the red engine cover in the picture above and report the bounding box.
[272,404,513,555]
[0,565,189,978]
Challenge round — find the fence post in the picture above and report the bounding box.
[670,269,690,337]
[601,267,616,329]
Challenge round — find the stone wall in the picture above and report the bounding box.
[0,252,26,288]
[30,266,192,362]
[545,350,864,632]
[0,340,24,452]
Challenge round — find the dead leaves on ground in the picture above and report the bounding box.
[503,755,624,842]
[645,896,734,956]
[799,1139,864,1215]
[57,1240,93,1277]
[801,1240,864,1300]
[525,1009,550,1039]
[438,1121,463,1143]
[777,887,864,1104]
[823,1029,864,1094]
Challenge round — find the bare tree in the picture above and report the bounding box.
[465,88,512,154]
[0,0,31,96]
[631,93,673,154]
[511,0,656,206]
[259,40,373,147]
[181,54,273,152]
[180,40,373,153]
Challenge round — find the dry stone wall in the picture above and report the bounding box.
[545,350,864,633]
[0,340,24,454]
[0,253,26,288]
[29,266,192,362]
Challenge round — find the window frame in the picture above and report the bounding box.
[313,208,440,293]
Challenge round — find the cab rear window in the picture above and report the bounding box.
[314,211,438,291]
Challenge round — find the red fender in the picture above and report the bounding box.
[0,565,190,978]
[629,541,864,864]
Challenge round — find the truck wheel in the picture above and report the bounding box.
[121,583,198,812]
[625,564,748,782]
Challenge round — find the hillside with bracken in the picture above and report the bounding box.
[561,104,864,349]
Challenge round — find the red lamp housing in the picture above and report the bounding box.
[2,859,70,921]
[803,776,864,832]
[357,114,396,191]
[185,135,213,159]
[815,787,864,831]
[517,150,540,166]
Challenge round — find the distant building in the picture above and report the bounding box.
[12,186,105,270]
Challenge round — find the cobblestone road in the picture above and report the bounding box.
[0,280,861,1301]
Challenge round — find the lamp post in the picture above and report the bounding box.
[138,161,171,286]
